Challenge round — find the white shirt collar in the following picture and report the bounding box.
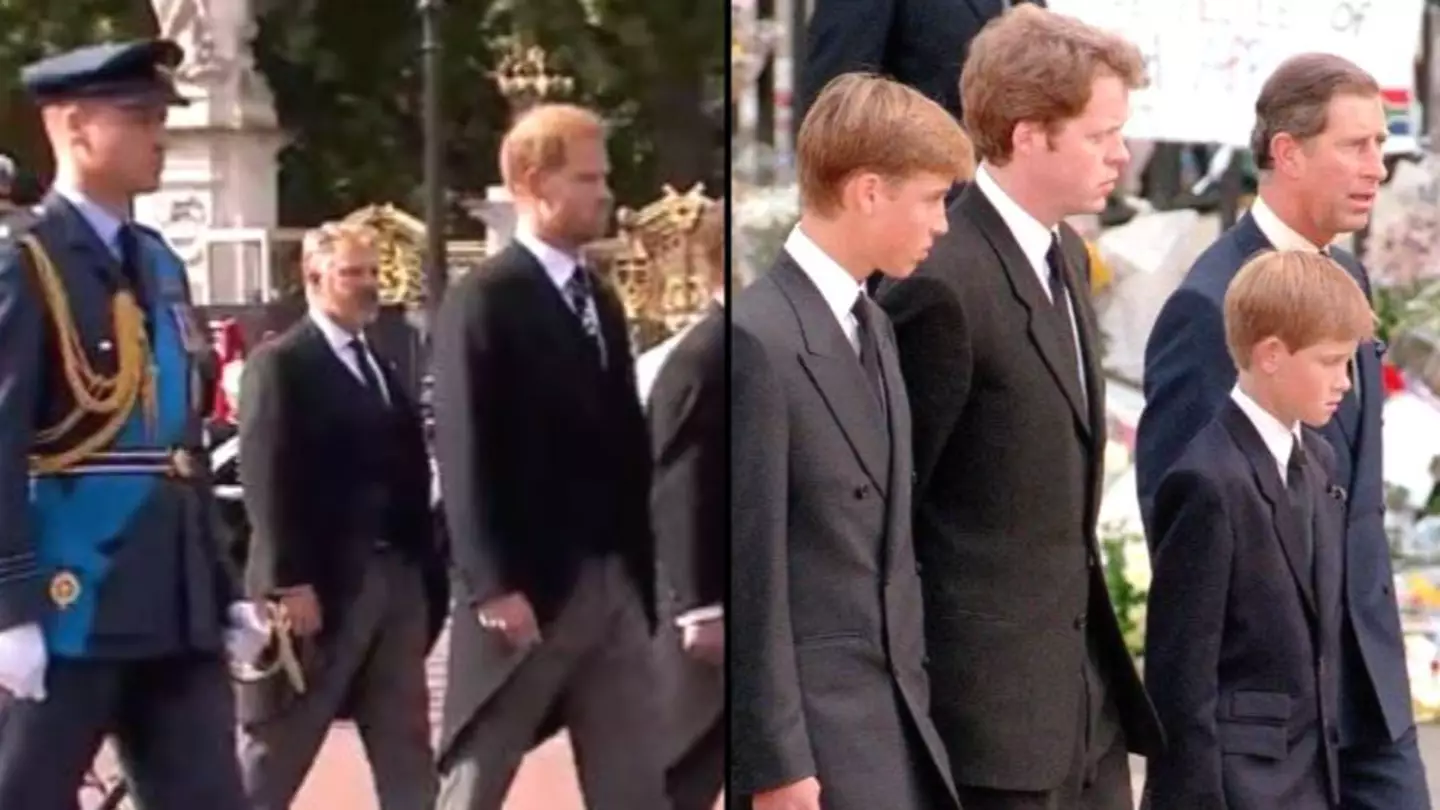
[1250,196,1322,253]
[1230,385,1302,479]
[784,225,865,331]
[308,306,364,352]
[514,222,581,291]
[53,183,125,258]
[975,163,1057,270]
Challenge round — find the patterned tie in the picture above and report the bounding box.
[564,267,607,368]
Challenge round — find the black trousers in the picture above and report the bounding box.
[0,654,246,810]
[667,716,724,810]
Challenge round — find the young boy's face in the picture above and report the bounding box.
[1271,338,1358,426]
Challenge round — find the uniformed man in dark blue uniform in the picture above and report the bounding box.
[0,39,264,809]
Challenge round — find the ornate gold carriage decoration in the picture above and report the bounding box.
[585,184,718,351]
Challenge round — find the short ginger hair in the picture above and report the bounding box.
[961,4,1146,164]
[1224,250,1375,370]
[499,103,606,191]
[797,72,974,216]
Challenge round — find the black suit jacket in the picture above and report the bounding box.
[648,302,726,613]
[1144,402,1344,810]
[800,0,1044,124]
[731,254,958,809]
[647,303,727,770]
[238,318,447,630]
[1136,213,1413,745]
[877,184,1163,791]
[431,242,655,763]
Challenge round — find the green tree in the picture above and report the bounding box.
[252,0,723,227]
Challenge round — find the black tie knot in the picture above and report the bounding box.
[851,292,871,329]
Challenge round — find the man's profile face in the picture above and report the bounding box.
[532,135,613,246]
[865,171,952,278]
[1021,73,1131,218]
[1291,93,1388,239]
[309,239,381,330]
[71,100,169,194]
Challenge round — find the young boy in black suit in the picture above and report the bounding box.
[1142,250,1376,810]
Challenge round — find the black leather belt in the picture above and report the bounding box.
[38,448,200,479]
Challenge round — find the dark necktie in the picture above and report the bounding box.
[851,293,885,409]
[1045,235,1084,399]
[349,337,387,406]
[1287,441,1314,575]
[564,267,607,368]
[116,224,152,330]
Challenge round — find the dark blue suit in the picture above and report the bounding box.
[0,193,246,809]
[1144,405,1344,809]
[1136,213,1428,809]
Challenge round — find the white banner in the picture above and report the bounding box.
[1046,0,1425,153]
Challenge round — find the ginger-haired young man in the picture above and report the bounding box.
[732,71,972,810]
[1144,250,1376,810]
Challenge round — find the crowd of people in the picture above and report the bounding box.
[731,4,1426,810]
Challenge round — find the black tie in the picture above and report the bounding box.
[349,337,387,406]
[116,224,152,331]
[1045,236,1084,393]
[1287,441,1314,574]
[851,294,885,408]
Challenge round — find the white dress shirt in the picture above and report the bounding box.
[1230,385,1302,484]
[784,226,865,355]
[1250,196,1323,254]
[308,307,391,406]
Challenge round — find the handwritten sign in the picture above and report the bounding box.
[1047,0,1424,153]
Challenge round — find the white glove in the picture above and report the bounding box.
[0,622,47,701]
[224,601,271,667]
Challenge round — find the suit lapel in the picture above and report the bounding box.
[773,255,890,493]
[1305,434,1343,639]
[960,186,1090,435]
[1220,403,1317,619]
